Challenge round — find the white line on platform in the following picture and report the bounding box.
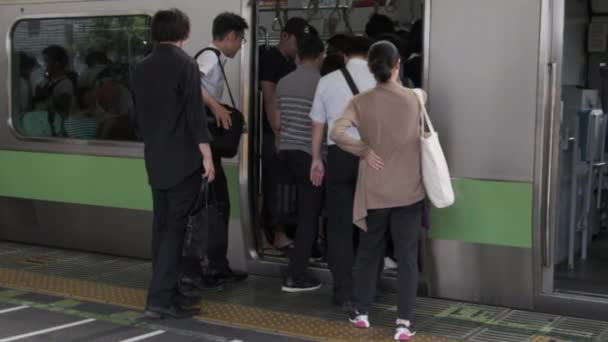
[117,330,166,342]
[0,306,28,314]
[0,318,96,342]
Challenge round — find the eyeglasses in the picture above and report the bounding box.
[239,35,247,45]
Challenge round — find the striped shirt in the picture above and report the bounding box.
[275,64,321,155]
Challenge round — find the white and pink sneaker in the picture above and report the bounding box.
[394,324,416,340]
[348,313,370,329]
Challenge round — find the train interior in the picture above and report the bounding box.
[248,0,425,280]
[554,0,608,298]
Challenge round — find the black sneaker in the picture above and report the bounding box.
[333,298,355,312]
[173,293,201,308]
[310,244,324,262]
[214,268,248,283]
[143,305,198,319]
[281,275,322,293]
[179,275,223,293]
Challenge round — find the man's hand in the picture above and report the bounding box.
[210,102,232,130]
[310,158,325,187]
[199,143,215,182]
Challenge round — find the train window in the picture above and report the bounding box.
[10,15,151,142]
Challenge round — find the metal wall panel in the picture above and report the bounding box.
[427,239,534,309]
[0,196,248,271]
[427,0,542,181]
[0,197,152,258]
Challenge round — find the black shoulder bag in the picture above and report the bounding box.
[194,47,245,159]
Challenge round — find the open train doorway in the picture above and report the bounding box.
[550,0,608,299]
[243,0,426,279]
[537,0,608,318]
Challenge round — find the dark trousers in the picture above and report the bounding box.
[353,202,423,320]
[326,145,359,303]
[282,150,324,278]
[207,160,231,272]
[148,172,201,308]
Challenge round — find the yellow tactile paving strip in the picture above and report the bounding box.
[0,268,456,342]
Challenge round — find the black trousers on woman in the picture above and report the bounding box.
[352,201,423,320]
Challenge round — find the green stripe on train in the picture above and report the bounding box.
[0,150,240,217]
[0,151,532,248]
[430,179,533,248]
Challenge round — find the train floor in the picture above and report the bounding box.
[0,242,607,342]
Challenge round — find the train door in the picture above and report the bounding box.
[537,0,608,318]
[423,0,548,310]
[241,0,426,281]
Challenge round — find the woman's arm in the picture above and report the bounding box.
[330,101,370,157]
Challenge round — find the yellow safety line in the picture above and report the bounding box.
[0,268,457,341]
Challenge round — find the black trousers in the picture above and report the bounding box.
[326,145,359,303]
[282,150,324,278]
[148,172,201,308]
[207,160,231,272]
[353,202,423,320]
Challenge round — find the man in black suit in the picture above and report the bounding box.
[133,8,215,319]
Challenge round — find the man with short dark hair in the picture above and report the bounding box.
[133,8,215,319]
[321,34,351,76]
[365,13,395,39]
[275,32,325,292]
[193,11,249,286]
[199,12,248,129]
[309,36,376,309]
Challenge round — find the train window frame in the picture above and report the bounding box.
[7,12,152,148]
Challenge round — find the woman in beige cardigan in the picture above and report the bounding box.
[330,41,425,341]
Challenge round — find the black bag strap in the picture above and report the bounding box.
[194,47,237,109]
[340,67,360,95]
[191,178,211,214]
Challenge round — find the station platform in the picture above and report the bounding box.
[0,241,607,342]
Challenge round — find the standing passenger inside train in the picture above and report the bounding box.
[17,52,38,114]
[32,45,77,136]
[259,17,314,252]
[309,36,375,309]
[403,20,423,88]
[364,13,395,40]
[320,34,350,76]
[133,8,215,319]
[275,31,325,292]
[330,41,424,340]
[194,12,248,286]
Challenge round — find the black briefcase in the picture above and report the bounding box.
[183,179,218,260]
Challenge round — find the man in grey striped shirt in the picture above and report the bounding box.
[275,31,325,293]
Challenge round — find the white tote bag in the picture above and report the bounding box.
[412,89,455,208]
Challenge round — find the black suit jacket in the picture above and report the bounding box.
[134,44,211,190]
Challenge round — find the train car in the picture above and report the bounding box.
[1,0,608,321]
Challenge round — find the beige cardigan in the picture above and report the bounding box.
[330,82,426,230]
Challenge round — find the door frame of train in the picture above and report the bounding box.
[533,0,608,318]
[236,0,426,289]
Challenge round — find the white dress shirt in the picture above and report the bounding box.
[197,43,227,101]
[309,58,376,145]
